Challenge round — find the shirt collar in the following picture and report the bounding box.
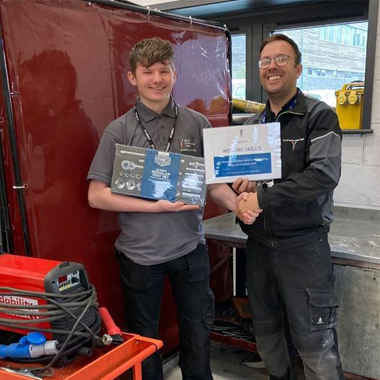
[281,88,301,112]
[135,96,176,123]
[265,88,301,121]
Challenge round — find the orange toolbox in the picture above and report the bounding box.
[0,333,162,380]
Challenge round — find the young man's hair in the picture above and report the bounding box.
[260,34,302,65]
[129,37,175,73]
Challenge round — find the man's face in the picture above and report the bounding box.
[259,40,302,100]
[127,61,177,109]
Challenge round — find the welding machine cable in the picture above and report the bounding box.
[0,286,101,343]
[0,283,102,378]
[0,285,102,376]
[33,285,97,375]
[0,332,59,359]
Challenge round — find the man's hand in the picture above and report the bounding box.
[155,200,200,212]
[235,192,262,225]
[232,177,256,194]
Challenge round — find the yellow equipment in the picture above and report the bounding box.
[232,98,266,113]
[335,82,364,130]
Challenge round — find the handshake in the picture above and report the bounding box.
[232,178,263,225]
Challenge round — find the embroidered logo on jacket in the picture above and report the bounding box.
[283,138,304,150]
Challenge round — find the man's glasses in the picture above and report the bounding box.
[258,54,295,69]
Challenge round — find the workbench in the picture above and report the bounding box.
[203,207,380,379]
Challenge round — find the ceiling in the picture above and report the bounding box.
[149,0,329,18]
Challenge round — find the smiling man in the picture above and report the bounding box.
[87,37,255,380]
[233,34,344,380]
[258,38,302,114]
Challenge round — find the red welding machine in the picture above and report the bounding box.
[0,254,101,365]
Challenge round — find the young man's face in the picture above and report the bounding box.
[259,40,302,101]
[127,61,177,110]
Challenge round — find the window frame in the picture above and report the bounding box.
[221,0,377,134]
[263,2,377,133]
[230,26,254,103]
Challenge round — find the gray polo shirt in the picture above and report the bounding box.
[87,97,210,265]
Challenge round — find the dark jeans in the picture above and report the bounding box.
[119,244,214,380]
[246,233,344,380]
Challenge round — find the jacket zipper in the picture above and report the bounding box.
[265,109,304,248]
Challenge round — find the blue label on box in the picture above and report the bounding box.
[214,153,272,177]
[141,150,180,201]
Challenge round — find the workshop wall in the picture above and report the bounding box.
[334,5,380,210]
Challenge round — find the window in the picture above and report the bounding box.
[231,34,246,100]
[215,0,375,131]
[274,22,368,110]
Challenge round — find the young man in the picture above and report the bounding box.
[234,34,344,380]
[87,37,255,380]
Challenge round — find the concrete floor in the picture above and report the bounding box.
[164,342,306,380]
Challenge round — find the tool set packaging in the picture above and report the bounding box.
[111,144,207,207]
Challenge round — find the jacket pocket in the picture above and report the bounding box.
[306,288,339,331]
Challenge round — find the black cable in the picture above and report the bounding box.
[0,286,94,299]
[0,286,98,332]
[0,285,103,375]
[33,288,96,375]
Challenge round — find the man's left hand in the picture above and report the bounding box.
[232,177,256,194]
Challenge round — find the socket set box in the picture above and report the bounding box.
[111,144,207,207]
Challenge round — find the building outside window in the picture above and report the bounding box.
[230,21,368,110]
[274,22,368,108]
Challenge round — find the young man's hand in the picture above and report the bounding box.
[235,192,262,224]
[232,177,256,194]
[155,200,200,212]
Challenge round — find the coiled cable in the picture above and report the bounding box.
[0,286,102,376]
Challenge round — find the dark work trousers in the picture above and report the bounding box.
[246,232,345,380]
[119,243,214,380]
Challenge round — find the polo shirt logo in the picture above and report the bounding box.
[179,138,196,153]
[154,152,171,167]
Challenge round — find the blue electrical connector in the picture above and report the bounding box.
[0,332,59,359]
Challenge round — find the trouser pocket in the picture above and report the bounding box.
[119,253,152,291]
[306,288,339,330]
[183,243,210,282]
[204,289,215,330]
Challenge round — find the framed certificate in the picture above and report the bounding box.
[203,123,281,184]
